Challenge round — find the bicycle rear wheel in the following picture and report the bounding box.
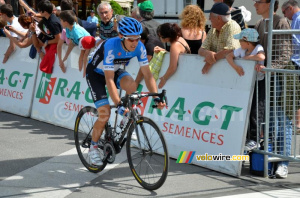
[126,116,169,190]
[74,106,107,173]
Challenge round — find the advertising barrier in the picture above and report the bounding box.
[0,38,39,116]
[31,46,92,129]
[126,54,257,176]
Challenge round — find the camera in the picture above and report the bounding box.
[5,26,10,30]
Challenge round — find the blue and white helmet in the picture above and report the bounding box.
[118,17,143,36]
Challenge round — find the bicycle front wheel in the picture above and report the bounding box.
[126,116,169,190]
[74,106,107,173]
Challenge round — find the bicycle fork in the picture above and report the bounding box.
[134,121,153,155]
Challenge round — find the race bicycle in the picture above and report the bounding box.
[74,90,169,190]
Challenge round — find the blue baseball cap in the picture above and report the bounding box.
[204,3,231,16]
[233,28,259,42]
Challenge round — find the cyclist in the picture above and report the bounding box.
[86,17,165,166]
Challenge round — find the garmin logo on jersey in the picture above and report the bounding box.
[140,46,147,60]
[114,58,131,65]
[105,50,115,64]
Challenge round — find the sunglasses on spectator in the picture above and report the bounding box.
[124,36,141,42]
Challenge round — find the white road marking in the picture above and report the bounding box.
[0,147,128,198]
[216,188,300,198]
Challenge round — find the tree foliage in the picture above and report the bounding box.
[110,0,124,15]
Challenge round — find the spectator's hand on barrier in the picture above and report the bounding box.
[59,60,66,73]
[78,59,83,72]
[158,76,167,89]
[255,63,266,73]
[154,46,165,53]
[202,62,213,74]
[234,66,245,76]
[204,51,217,65]
[2,55,9,64]
[83,70,86,78]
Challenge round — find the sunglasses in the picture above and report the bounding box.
[124,36,141,42]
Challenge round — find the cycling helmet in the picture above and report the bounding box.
[118,17,143,36]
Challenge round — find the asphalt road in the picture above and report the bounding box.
[0,111,299,198]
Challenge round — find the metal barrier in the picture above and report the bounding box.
[252,0,300,178]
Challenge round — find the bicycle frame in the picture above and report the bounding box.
[106,90,168,153]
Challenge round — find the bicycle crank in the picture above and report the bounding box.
[104,142,116,164]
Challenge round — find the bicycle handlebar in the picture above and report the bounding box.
[121,89,168,109]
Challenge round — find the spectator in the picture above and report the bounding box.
[3,14,38,49]
[138,0,161,39]
[180,5,206,54]
[30,0,62,74]
[97,2,118,41]
[18,0,41,20]
[0,0,5,5]
[131,6,142,22]
[60,0,97,37]
[87,10,99,26]
[0,4,27,63]
[282,0,300,134]
[140,25,164,62]
[254,0,292,179]
[226,29,265,150]
[55,6,61,17]
[198,3,241,74]
[152,23,190,89]
[213,0,247,30]
[60,0,73,12]
[59,10,91,76]
[226,28,265,77]
[135,25,165,85]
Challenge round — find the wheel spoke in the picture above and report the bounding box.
[126,118,169,190]
[74,107,106,173]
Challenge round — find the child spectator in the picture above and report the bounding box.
[60,0,97,37]
[226,28,265,151]
[226,28,265,78]
[59,10,91,77]
[30,0,62,74]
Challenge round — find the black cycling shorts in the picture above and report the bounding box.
[86,68,130,108]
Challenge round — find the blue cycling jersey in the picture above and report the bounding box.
[87,37,149,74]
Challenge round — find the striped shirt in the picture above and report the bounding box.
[99,17,118,40]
